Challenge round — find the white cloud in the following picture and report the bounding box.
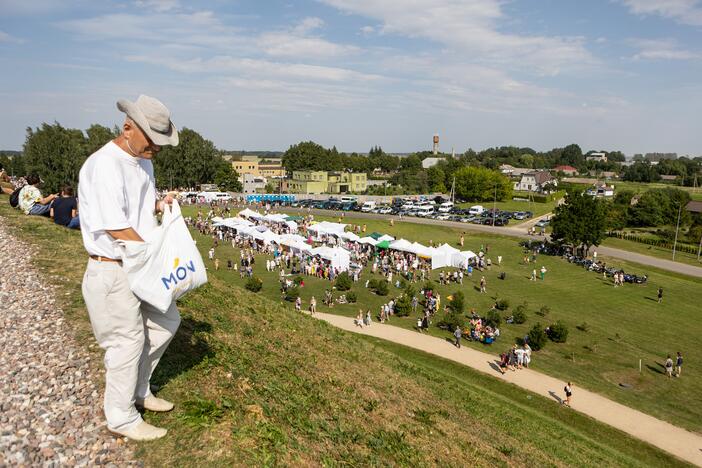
[258,17,360,58]
[317,0,595,75]
[360,25,375,36]
[630,38,700,60]
[0,30,24,44]
[618,0,702,26]
[134,0,180,12]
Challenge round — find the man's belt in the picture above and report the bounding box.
[89,255,122,264]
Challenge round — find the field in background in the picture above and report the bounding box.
[0,196,689,467]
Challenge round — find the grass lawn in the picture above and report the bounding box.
[602,236,702,267]
[192,207,702,435]
[0,198,687,467]
[612,181,702,201]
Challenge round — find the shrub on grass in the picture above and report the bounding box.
[422,281,435,293]
[512,302,528,324]
[494,298,510,311]
[335,272,352,291]
[293,276,304,286]
[485,310,502,328]
[284,286,300,302]
[347,291,357,303]
[367,278,379,290]
[375,280,389,296]
[447,291,465,315]
[536,305,550,317]
[245,276,263,293]
[437,310,464,331]
[547,321,569,343]
[394,294,412,317]
[527,323,547,351]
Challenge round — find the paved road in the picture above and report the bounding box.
[315,311,702,466]
[283,207,702,278]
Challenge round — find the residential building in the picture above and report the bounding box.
[514,171,557,193]
[554,165,578,176]
[586,152,607,162]
[287,170,367,194]
[586,183,615,198]
[499,164,533,177]
[660,174,679,182]
[258,162,286,179]
[240,173,267,194]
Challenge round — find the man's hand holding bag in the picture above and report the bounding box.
[116,200,208,312]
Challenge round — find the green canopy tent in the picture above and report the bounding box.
[369,232,384,240]
[284,215,304,221]
[376,240,391,249]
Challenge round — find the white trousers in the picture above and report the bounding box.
[82,259,181,431]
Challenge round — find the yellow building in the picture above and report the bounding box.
[231,160,285,179]
[287,170,367,194]
[232,160,258,176]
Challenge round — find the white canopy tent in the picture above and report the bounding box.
[339,231,361,242]
[307,221,348,236]
[238,208,263,220]
[377,234,395,242]
[389,238,414,253]
[309,246,351,272]
[431,243,461,269]
[358,237,378,246]
[451,251,477,269]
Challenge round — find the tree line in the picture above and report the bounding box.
[622,159,702,186]
[0,122,241,194]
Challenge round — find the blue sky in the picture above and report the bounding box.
[0,0,701,156]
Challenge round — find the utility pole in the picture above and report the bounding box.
[493,183,498,225]
[672,204,682,261]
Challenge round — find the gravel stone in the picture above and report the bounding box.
[0,219,139,466]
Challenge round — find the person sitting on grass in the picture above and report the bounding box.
[50,185,80,229]
[18,173,58,216]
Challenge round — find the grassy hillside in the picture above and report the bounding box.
[191,208,702,434]
[0,199,687,467]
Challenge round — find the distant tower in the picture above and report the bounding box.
[432,133,439,155]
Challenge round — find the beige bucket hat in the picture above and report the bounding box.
[117,95,179,146]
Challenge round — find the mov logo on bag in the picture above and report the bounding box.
[161,257,196,291]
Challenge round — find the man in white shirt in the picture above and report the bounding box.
[79,95,180,441]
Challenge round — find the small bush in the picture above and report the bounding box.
[284,286,300,302]
[485,310,502,328]
[347,291,357,303]
[527,323,547,351]
[335,272,352,291]
[536,305,550,317]
[548,321,569,343]
[293,276,304,286]
[399,279,407,289]
[375,280,389,296]
[394,294,412,317]
[576,322,589,332]
[447,291,465,315]
[422,281,435,293]
[437,311,464,331]
[494,298,510,311]
[512,303,528,324]
[245,276,263,293]
[367,278,379,290]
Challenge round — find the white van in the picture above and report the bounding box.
[401,201,415,211]
[341,196,357,203]
[198,191,232,203]
[214,192,233,202]
[438,201,454,213]
[361,201,376,212]
[469,205,485,215]
[416,205,435,217]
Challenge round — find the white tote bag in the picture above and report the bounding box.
[116,200,208,312]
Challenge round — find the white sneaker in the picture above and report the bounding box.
[136,395,175,412]
[110,421,167,441]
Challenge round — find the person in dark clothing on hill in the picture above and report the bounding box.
[50,185,80,229]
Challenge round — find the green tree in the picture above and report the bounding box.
[153,128,224,189]
[213,161,242,192]
[23,122,87,193]
[427,166,446,192]
[453,166,512,202]
[282,141,342,174]
[85,124,117,156]
[551,191,607,254]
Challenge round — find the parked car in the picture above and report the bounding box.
[378,206,393,215]
[512,211,528,220]
[436,213,451,220]
[535,219,550,228]
[468,205,485,215]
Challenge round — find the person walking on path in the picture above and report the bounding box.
[657,287,663,304]
[540,266,547,281]
[665,355,674,378]
[78,95,180,441]
[295,296,302,312]
[676,352,683,377]
[309,296,317,315]
[454,326,462,348]
[563,382,573,407]
[480,276,487,293]
[530,269,537,281]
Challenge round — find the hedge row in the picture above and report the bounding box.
[606,231,699,255]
